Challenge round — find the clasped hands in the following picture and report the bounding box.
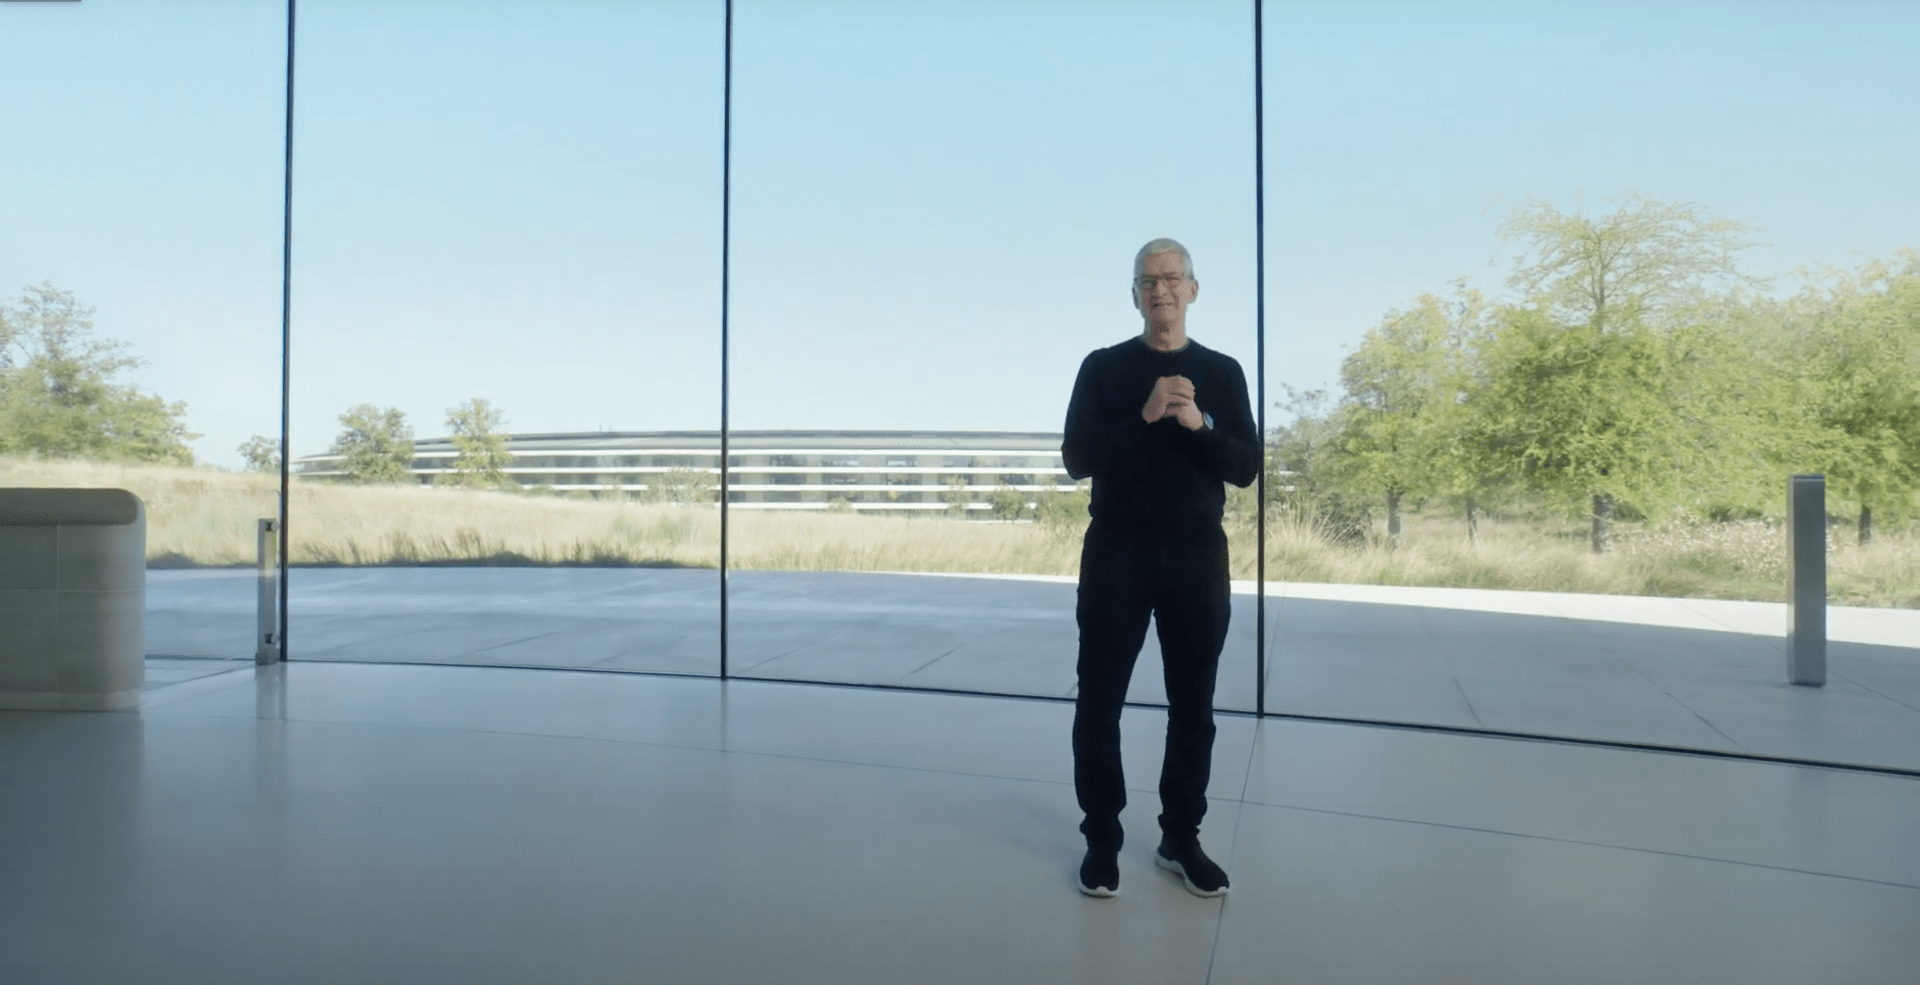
[1142,375,1204,430]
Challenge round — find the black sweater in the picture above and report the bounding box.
[1061,336,1261,528]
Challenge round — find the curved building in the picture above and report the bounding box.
[294,430,1076,513]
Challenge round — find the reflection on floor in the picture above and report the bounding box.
[3,662,1917,984]
[146,568,1920,772]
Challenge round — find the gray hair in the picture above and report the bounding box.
[1133,238,1196,282]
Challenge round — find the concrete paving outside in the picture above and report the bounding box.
[143,567,1920,773]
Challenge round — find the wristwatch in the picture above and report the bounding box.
[1201,411,1215,431]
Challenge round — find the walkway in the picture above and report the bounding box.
[144,568,1920,772]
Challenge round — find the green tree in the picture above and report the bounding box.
[330,404,415,484]
[646,467,714,505]
[1033,476,1090,535]
[0,283,198,464]
[1650,292,1810,520]
[987,483,1031,521]
[1798,252,1920,543]
[1472,308,1700,550]
[1266,385,1369,544]
[238,433,281,473]
[1486,197,1762,551]
[943,475,972,518]
[1267,384,1338,508]
[439,397,512,488]
[1416,286,1522,540]
[1498,194,1760,332]
[1331,288,1481,541]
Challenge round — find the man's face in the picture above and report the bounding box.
[1132,251,1198,332]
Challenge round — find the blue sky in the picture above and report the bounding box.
[2,0,1914,468]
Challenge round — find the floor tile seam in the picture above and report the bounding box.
[134,704,1118,795]
[723,670,1211,715]
[1836,672,1920,714]
[733,633,845,673]
[1250,712,1920,779]
[278,658,1165,716]
[150,675,1920,784]
[1449,676,1485,727]
[154,667,1918,778]
[142,668,255,692]
[898,642,969,681]
[463,630,560,656]
[1238,798,1920,892]
[136,667,261,708]
[1630,667,1747,750]
[1204,797,1249,985]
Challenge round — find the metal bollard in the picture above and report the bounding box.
[1787,475,1826,687]
[256,518,281,664]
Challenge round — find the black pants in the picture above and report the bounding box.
[1072,518,1230,851]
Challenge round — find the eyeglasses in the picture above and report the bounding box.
[1134,273,1188,292]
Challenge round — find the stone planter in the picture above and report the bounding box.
[0,488,146,711]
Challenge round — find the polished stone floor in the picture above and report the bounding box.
[3,661,1918,984]
[145,568,1920,771]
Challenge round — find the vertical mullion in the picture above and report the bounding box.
[275,0,297,663]
[719,0,735,679]
[1253,0,1268,717]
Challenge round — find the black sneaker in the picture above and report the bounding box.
[1156,838,1229,897]
[1079,847,1120,898]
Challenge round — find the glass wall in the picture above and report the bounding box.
[0,0,284,688]
[725,0,1261,702]
[1255,0,1920,772]
[285,0,723,674]
[10,0,1911,776]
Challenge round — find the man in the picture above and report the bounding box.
[1061,237,1260,899]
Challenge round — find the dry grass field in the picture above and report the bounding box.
[5,456,1915,608]
[1262,509,1920,608]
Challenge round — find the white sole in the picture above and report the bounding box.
[1078,883,1120,898]
[1156,851,1228,898]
